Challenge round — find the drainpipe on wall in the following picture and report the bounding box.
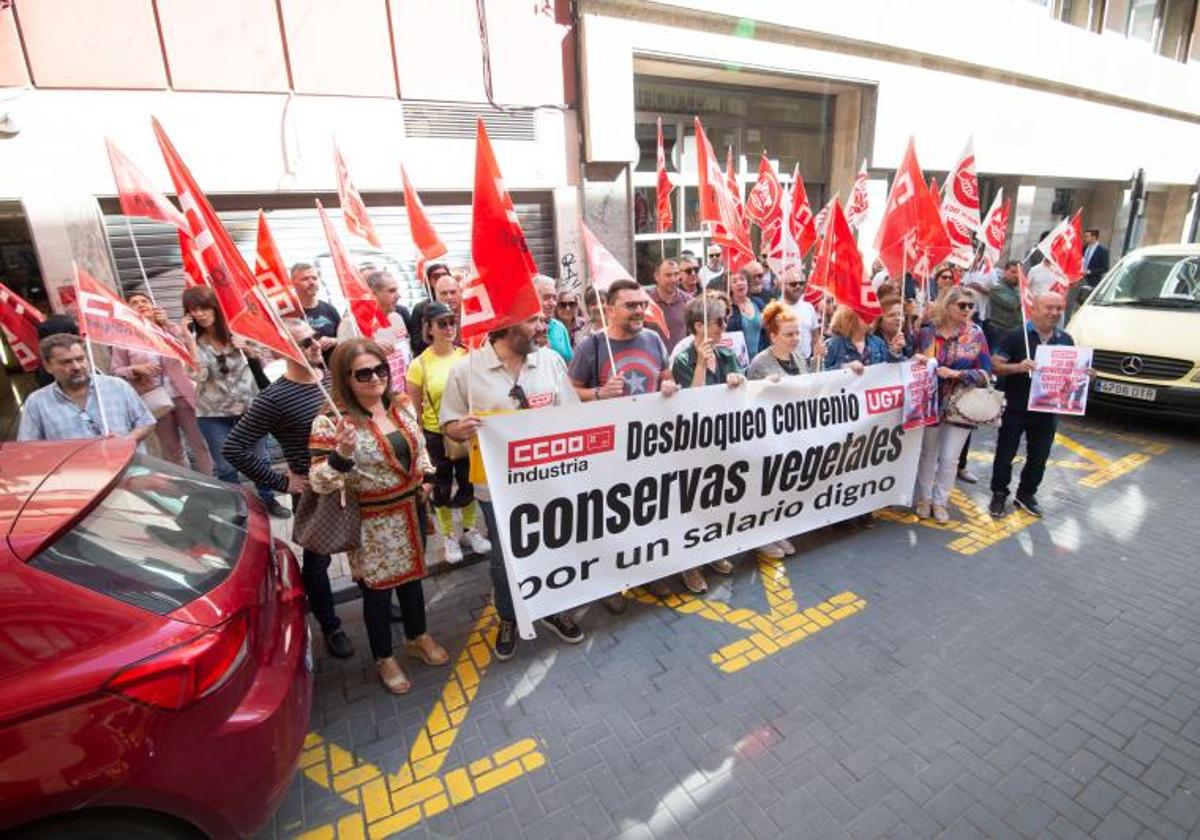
[1187,174,1200,245]
[1122,167,1145,256]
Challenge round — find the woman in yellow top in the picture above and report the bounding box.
[309,338,447,695]
[406,302,491,565]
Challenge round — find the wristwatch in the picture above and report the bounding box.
[593,387,601,401]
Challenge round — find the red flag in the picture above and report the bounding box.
[316,200,388,337]
[0,280,45,372]
[655,117,674,234]
[254,212,304,319]
[694,119,753,264]
[1037,209,1085,284]
[725,148,746,229]
[462,118,542,345]
[746,153,783,230]
[153,117,304,365]
[74,265,195,368]
[580,221,669,337]
[787,164,817,257]
[874,138,952,282]
[980,190,1010,270]
[333,144,382,249]
[1017,264,1036,322]
[178,229,207,288]
[400,164,448,267]
[845,159,870,231]
[942,138,981,268]
[811,200,879,324]
[105,137,189,232]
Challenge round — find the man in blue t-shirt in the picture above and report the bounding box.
[291,262,340,358]
[988,291,1077,519]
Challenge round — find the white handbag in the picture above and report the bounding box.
[943,382,1005,427]
[140,385,175,418]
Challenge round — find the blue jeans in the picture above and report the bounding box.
[197,415,275,505]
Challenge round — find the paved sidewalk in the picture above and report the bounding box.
[262,412,1200,839]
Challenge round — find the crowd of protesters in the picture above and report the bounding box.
[16,250,1083,695]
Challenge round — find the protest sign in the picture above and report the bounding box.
[900,357,939,430]
[717,330,750,368]
[1028,345,1092,415]
[477,365,923,638]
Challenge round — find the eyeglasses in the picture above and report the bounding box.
[352,362,390,383]
[937,273,954,281]
[786,282,805,289]
[297,336,318,350]
[556,301,578,309]
[955,301,976,311]
[508,383,530,409]
[621,301,650,311]
[681,267,697,275]
[432,318,456,329]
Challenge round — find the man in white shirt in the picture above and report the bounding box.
[440,312,585,660]
[777,266,821,362]
[699,244,725,288]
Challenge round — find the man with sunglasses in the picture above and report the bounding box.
[440,311,585,659]
[699,244,725,288]
[221,319,354,659]
[19,334,156,445]
[778,266,821,362]
[647,258,692,351]
[678,254,701,295]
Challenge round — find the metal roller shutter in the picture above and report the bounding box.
[101,192,557,319]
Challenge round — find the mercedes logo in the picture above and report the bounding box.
[1119,355,1144,376]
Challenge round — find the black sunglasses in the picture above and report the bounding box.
[298,335,318,350]
[352,362,390,383]
[955,301,976,311]
[508,383,530,409]
[681,267,697,275]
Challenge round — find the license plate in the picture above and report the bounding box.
[1097,379,1157,401]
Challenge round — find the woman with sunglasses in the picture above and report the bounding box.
[310,338,447,695]
[406,303,491,566]
[180,286,286,516]
[912,286,993,524]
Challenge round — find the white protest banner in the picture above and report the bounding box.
[900,357,938,430]
[477,364,923,638]
[1028,345,1092,415]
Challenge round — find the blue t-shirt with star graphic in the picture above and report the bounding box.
[568,330,670,396]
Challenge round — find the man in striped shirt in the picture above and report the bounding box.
[223,320,353,660]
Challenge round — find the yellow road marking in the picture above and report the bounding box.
[296,606,547,838]
[630,555,866,674]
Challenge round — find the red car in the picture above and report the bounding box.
[0,438,313,839]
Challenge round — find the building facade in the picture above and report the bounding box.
[0,0,1198,334]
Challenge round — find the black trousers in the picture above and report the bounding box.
[291,493,340,636]
[958,433,972,471]
[358,579,426,660]
[423,430,473,508]
[990,409,1058,499]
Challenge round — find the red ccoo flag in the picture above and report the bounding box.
[655,117,674,234]
[1017,264,1036,323]
[334,144,382,249]
[0,280,45,372]
[787,163,818,257]
[462,118,542,346]
[74,265,195,368]
[942,137,982,268]
[811,199,880,325]
[694,119,753,269]
[105,137,189,232]
[316,200,388,337]
[580,221,670,338]
[875,138,952,282]
[178,229,207,288]
[746,153,783,231]
[980,189,1010,271]
[845,159,870,231]
[152,117,304,365]
[1037,209,1085,285]
[254,212,304,319]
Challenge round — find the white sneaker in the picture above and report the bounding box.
[757,542,785,559]
[460,528,492,556]
[774,538,796,555]
[442,535,464,564]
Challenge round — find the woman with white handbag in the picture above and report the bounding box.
[111,290,213,474]
[912,286,999,524]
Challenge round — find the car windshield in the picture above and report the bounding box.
[1091,253,1200,309]
[29,455,248,615]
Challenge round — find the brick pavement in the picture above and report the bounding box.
[261,411,1200,839]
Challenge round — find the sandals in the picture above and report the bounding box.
[404,634,449,666]
[376,657,412,695]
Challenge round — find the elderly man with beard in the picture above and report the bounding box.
[441,310,585,659]
[19,334,155,444]
[222,319,354,660]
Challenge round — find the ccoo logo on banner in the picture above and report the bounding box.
[477,365,925,639]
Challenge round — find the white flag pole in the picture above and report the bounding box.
[124,216,157,307]
[72,263,111,437]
